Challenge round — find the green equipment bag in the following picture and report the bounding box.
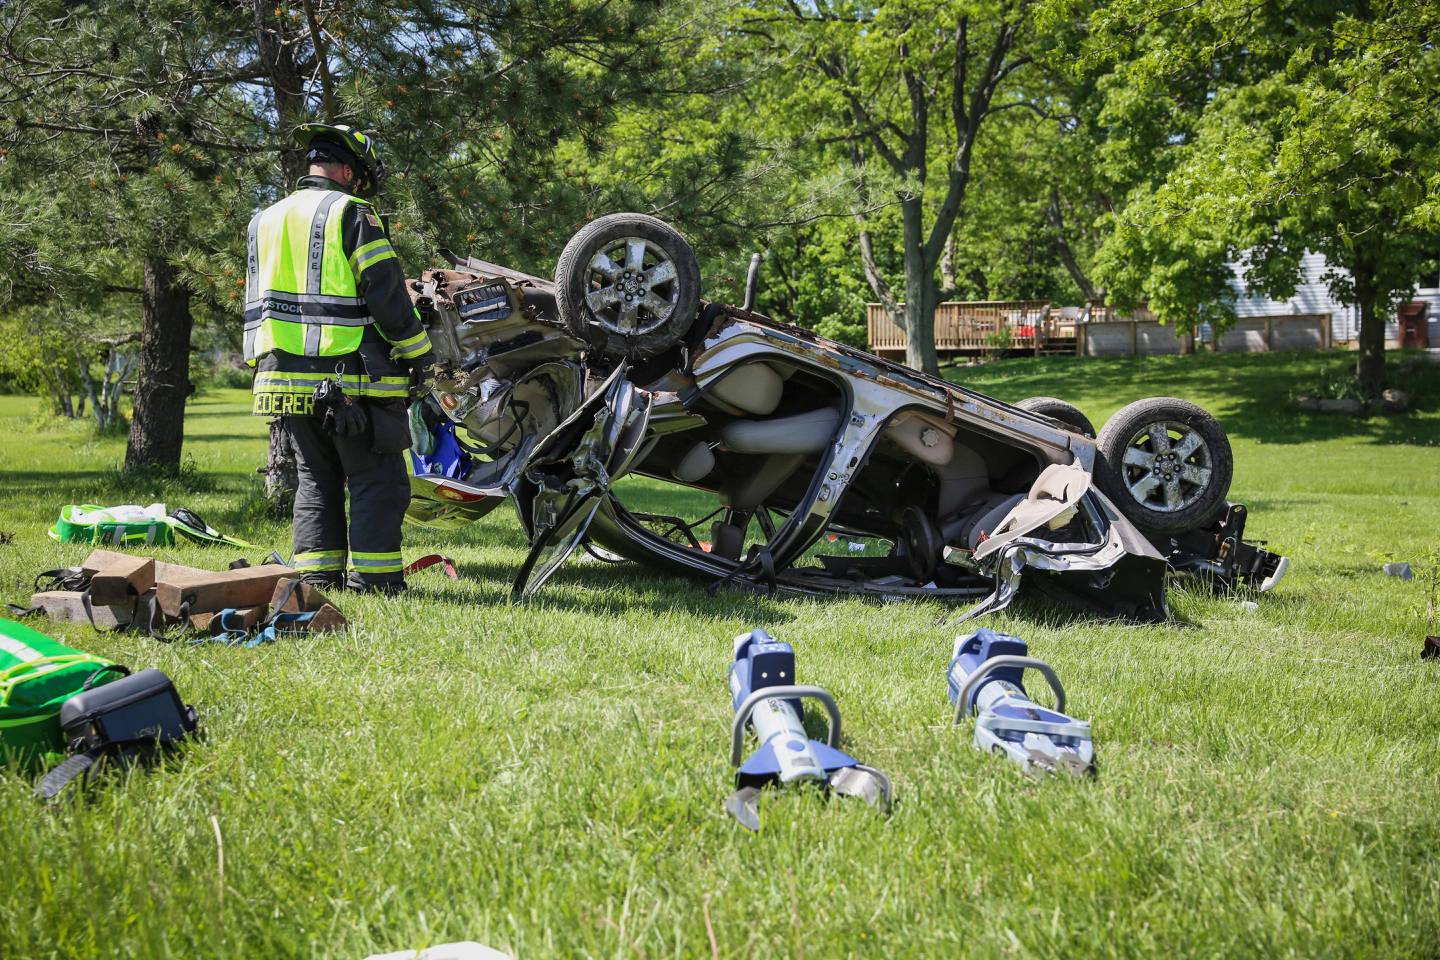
[49,504,175,547]
[0,617,120,764]
[48,503,253,549]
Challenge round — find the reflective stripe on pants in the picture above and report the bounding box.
[349,551,404,574]
[293,549,346,573]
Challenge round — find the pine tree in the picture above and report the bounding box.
[0,0,268,470]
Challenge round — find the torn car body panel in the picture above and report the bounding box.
[511,365,653,598]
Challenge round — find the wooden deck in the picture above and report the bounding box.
[867,301,1076,358]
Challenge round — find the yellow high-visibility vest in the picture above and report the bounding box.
[243,189,392,363]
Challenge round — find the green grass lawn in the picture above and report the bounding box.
[2,350,1439,959]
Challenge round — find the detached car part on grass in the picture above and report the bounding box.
[404,213,1286,619]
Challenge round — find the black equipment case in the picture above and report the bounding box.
[37,667,199,800]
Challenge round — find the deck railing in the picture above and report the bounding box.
[867,300,1070,354]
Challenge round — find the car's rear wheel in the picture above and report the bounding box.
[1014,396,1096,438]
[554,213,701,360]
[1095,397,1232,535]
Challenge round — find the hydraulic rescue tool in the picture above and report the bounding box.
[947,628,1095,778]
[725,629,891,830]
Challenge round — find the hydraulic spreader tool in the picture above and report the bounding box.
[947,628,1095,777]
[725,629,891,830]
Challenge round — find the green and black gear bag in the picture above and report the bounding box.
[0,617,118,764]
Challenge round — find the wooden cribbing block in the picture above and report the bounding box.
[306,603,347,633]
[155,564,293,616]
[84,552,198,581]
[82,549,204,584]
[269,577,332,614]
[80,552,155,605]
[29,591,132,630]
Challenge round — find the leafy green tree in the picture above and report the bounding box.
[1086,0,1440,389]
[762,218,883,345]
[731,0,1039,374]
[0,0,268,470]
[939,103,1086,304]
[322,0,674,274]
[1,0,686,478]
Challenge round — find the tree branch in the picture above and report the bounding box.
[925,2,1031,266]
[300,0,336,120]
[16,120,272,154]
[1047,186,1100,301]
[848,144,902,325]
[813,50,908,174]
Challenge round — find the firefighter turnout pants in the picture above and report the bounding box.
[283,399,411,590]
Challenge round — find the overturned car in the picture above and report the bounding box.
[404,213,1287,620]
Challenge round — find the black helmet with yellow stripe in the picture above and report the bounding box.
[295,122,385,197]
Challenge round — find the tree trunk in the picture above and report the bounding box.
[254,0,308,182]
[940,231,957,298]
[76,347,98,423]
[41,350,72,417]
[1352,257,1385,393]
[97,347,127,430]
[125,257,193,471]
[904,282,939,374]
[264,419,298,517]
[1048,187,1100,303]
[900,197,940,375]
[254,0,308,504]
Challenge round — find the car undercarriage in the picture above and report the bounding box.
[402,214,1287,620]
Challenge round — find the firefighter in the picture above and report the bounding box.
[245,123,434,593]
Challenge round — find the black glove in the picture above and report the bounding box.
[313,378,369,437]
[405,351,438,391]
[333,395,368,437]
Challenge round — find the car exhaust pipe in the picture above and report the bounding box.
[741,252,763,312]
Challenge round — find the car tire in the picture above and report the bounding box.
[554,213,701,360]
[1014,396,1096,438]
[1095,397,1233,535]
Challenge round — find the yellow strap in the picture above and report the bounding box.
[0,655,109,706]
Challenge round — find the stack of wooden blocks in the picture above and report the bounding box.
[29,549,347,636]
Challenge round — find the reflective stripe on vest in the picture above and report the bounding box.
[244,190,376,364]
[251,370,410,397]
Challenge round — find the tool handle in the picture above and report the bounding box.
[731,684,841,766]
[954,655,1066,724]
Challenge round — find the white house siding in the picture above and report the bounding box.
[1229,252,1403,345]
